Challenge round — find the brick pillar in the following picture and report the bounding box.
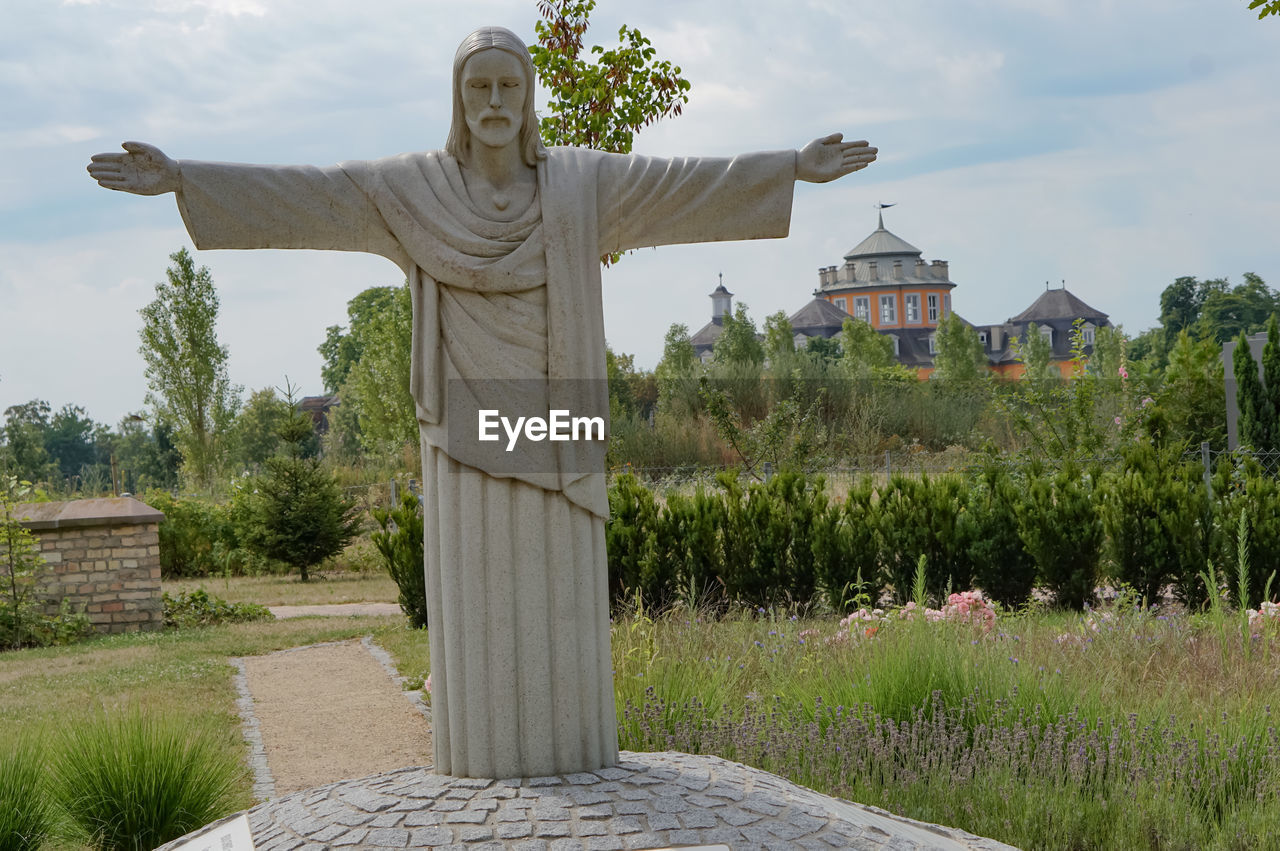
[16,497,165,634]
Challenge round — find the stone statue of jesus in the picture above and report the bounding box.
[88,26,877,780]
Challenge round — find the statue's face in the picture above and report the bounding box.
[460,48,526,152]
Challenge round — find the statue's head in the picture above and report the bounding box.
[446,26,545,166]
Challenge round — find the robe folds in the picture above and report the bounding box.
[175,146,797,778]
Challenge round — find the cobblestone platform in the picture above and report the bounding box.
[159,751,1016,850]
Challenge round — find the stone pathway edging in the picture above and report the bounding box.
[361,635,432,722]
[231,655,276,802]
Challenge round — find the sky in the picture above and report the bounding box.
[2,0,1278,428]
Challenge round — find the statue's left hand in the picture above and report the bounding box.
[796,133,877,183]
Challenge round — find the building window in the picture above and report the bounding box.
[927,293,939,323]
[853,296,870,321]
[834,297,848,313]
[880,294,897,325]
[905,293,921,324]
[1039,326,1054,346]
[888,334,900,356]
[943,294,951,317]
[927,334,937,354]
[978,330,989,347]
[1082,322,1096,345]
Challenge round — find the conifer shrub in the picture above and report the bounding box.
[814,476,878,611]
[966,465,1037,609]
[1213,456,1280,608]
[875,473,973,603]
[233,402,362,582]
[1017,463,1103,610]
[371,490,427,627]
[1101,442,1212,605]
[606,473,663,604]
[654,487,724,608]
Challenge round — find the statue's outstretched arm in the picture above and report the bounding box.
[87,141,181,196]
[796,133,877,184]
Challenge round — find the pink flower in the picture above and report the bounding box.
[424,673,432,694]
[1118,366,1129,379]
[1114,416,1122,425]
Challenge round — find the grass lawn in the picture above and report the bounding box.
[163,570,398,607]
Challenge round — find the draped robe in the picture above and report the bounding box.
[175,145,796,778]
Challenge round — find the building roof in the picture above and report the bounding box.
[789,297,851,335]
[690,320,724,351]
[844,210,922,259]
[1008,288,1108,325]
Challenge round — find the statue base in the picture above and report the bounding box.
[158,751,1015,850]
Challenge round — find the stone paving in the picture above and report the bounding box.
[159,751,1016,850]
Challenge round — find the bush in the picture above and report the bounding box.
[876,473,973,604]
[232,405,362,582]
[54,711,243,851]
[967,465,1037,609]
[162,589,273,629]
[370,492,427,628]
[142,490,239,578]
[1017,463,1103,610]
[718,473,815,608]
[654,486,724,608]
[813,477,878,611]
[1101,443,1212,605]
[1213,457,1280,608]
[0,737,54,851]
[606,474,663,604]
[1,476,93,650]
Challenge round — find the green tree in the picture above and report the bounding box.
[1263,314,1280,448]
[114,414,181,492]
[1,401,52,483]
[762,311,796,364]
[1158,330,1226,449]
[931,312,987,384]
[138,249,241,490]
[1014,322,1056,380]
[45,404,107,484]
[1249,0,1280,19]
[1194,273,1278,344]
[234,394,361,582]
[317,286,400,394]
[606,346,655,422]
[343,284,416,455]
[529,0,691,154]
[838,317,893,374]
[804,335,842,365]
[229,388,291,470]
[1234,329,1270,450]
[1,476,42,649]
[654,323,702,418]
[711,303,764,366]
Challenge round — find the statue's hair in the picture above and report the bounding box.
[445,26,546,166]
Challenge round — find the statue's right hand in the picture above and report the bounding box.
[87,141,180,195]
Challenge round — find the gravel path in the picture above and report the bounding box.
[239,628,431,797]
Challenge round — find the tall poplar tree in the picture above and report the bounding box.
[138,248,240,490]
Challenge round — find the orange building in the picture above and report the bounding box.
[811,210,955,370]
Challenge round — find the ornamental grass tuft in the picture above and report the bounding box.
[0,737,54,851]
[53,711,244,851]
